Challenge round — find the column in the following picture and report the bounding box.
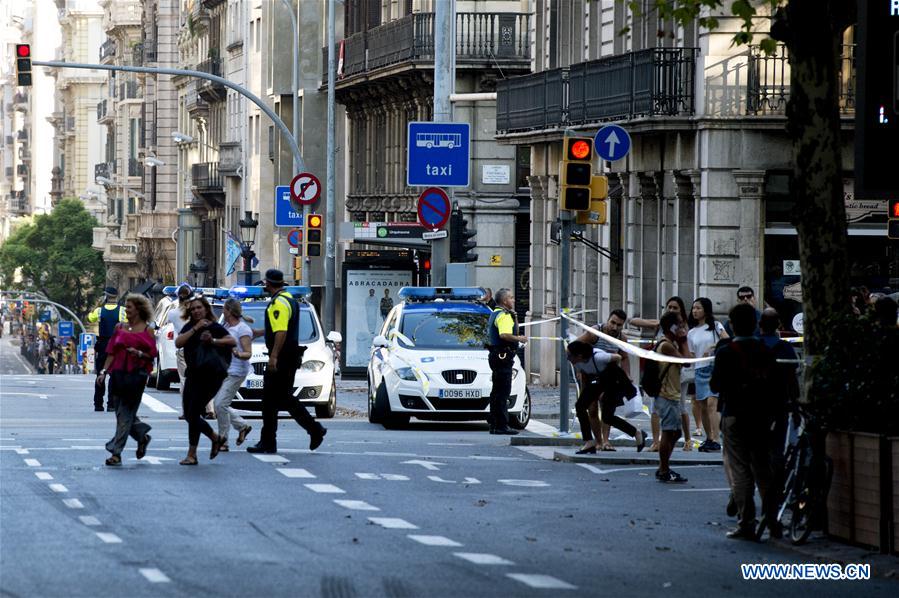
[732,170,765,297]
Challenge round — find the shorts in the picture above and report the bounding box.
[654,397,682,431]
[694,365,714,401]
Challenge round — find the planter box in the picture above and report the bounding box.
[826,430,897,554]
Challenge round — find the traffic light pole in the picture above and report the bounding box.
[558,211,572,434]
[430,0,455,285]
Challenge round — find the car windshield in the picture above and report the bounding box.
[397,307,490,349]
[239,305,319,343]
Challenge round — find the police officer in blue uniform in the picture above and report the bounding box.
[486,288,527,435]
[87,287,126,411]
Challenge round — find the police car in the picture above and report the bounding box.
[226,286,341,418]
[367,287,530,429]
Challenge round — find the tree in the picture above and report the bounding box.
[0,199,105,319]
[627,0,855,399]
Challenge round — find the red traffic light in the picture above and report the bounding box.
[890,199,899,218]
[568,139,592,160]
[423,259,431,271]
[16,44,30,58]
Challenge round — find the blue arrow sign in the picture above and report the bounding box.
[275,185,305,227]
[407,122,470,187]
[594,124,631,162]
[58,321,74,338]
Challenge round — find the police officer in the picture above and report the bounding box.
[247,269,327,454]
[486,288,527,435]
[87,287,125,411]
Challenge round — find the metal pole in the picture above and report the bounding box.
[7,297,89,337]
[325,0,336,333]
[430,0,454,286]
[279,0,305,285]
[559,211,572,434]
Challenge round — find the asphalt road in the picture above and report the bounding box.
[1,337,895,597]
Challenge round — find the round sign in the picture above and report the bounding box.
[792,313,804,335]
[594,124,631,162]
[287,228,302,248]
[416,187,451,230]
[290,172,321,206]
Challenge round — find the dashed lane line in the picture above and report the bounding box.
[251,454,289,464]
[368,517,419,530]
[79,516,101,526]
[24,458,41,467]
[304,483,345,494]
[276,468,316,478]
[48,483,68,493]
[139,568,171,583]
[333,500,380,511]
[497,479,549,488]
[96,532,123,544]
[406,535,462,547]
[453,553,515,566]
[62,498,84,509]
[34,472,53,480]
[14,448,29,454]
[507,573,577,590]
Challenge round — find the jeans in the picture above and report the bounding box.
[487,352,513,430]
[213,374,250,440]
[260,364,320,448]
[721,415,773,530]
[183,373,223,446]
[105,382,150,456]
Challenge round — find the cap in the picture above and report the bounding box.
[103,287,118,297]
[264,269,285,286]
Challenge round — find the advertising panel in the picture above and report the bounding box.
[343,268,413,371]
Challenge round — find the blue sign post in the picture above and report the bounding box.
[407,122,471,187]
[58,321,74,338]
[275,185,305,227]
[594,124,632,162]
[78,333,95,365]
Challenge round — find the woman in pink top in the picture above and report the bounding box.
[97,294,158,466]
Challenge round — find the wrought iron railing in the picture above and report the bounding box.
[747,43,856,115]
[95,163,109,180]
[196,57,222,77]
[496,70,566,132]
[128,158,143,178]
[191,162,223,191]
[96,100,106,121]
[100,38,116,62]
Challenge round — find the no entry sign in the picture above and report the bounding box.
[416,187,451,230]
[290,172,321,206]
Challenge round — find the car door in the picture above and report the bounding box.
[369,306,398,389]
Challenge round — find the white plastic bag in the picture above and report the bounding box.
[622,394,643,418]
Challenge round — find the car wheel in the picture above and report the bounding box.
[147,371,157,389]
[368,380,385,424]
[509,387,531,430]
[316,378,337,419]
[157,369,172,392]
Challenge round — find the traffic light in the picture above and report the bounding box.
[450,208,477,263]
[15,44,32,86]
[560,137,593,211]
[855,2,899,198]
[305,214,322,257]
[889,199,899,240]
[576,175,609,225]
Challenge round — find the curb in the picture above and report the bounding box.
[553,448,723,466]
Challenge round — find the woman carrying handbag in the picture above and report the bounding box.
[99,294,158,467]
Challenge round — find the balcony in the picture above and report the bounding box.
[9,191,28,216]
[138,211,178,239]
[185,80,210,119]
[116,79,140,100]
[496,48,698,134]
[323,12,530,87]
[17,164,28,176]
[202,0,225,8]
[17,129,27,141]
[97,99,114,124]
[142,38,157,63]
[100,38,116,63]
[218,141,242,176]
[95,162,109,180]
[195,58,225,101]
[190,162,225,207]
[747,43,855,115]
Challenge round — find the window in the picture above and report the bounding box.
[398,308,491,349]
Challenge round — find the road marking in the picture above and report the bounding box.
[525,420,559,437]
[407,535,462,547]
[427,475,456,484]
[79,516,101,526]
[333,500,380,511]
[355,473,381,480]
[48,483,68,493]
[427,442,474,446]
[139,568,171,583]
[507,573,577,590]
[577,464,660,475]
[381,474,409,481]
[24,458,41,467]
[140,393,178,413]
[498,479,549,488]
[14,448,29,454]
[670,487,731,492]
[335,440,383,444]
[1,392,48,399]
[304,483,344,494]
[462,477,481,484]
[454,553,514,565]
[277,468,316,478]
[368,517,419,530]
[128,456,173,465]
[62,498,84,509]
[96,532,122,544]
[34,472,53,480]
[402,459,445,471]
[252,454,289,464]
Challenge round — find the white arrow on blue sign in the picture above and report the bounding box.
[594,124,631,162]
[275,185,305,227]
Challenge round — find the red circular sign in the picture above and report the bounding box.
[287,228,302,248]
[416,187,451,230]
[290,172,321,206]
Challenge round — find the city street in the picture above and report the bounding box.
[2,337,895,597]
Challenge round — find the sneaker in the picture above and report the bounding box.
[726,524,758,540]
[657,470,688,483]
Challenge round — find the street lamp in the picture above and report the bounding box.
[144,156,165,211]
[238,211,258,286]
[189,254,209,287]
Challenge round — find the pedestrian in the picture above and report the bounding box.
[710,302,779,539]
[483,287,496,310]
[723,286,761,337]
[247,269,327,454]
[212,298,254,451]
[652,311,690,483]
[485,288,527,435]
[379,288,394,319]
[166,284,215,420]
[46,335,57,375]
[88,287,126,411]
[687,298,728,452]
[175,295,234,465]
[98,294,157,466]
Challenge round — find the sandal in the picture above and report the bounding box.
[599,444,616,452]
[647,443,660,453]
[683,439,693,452]
[209,436,224,460]
[179,456,198,466]
[105,455,121,466]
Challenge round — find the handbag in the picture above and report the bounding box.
[622,394,644,418]
[194,342,229,378]
[681,364,696,384]
[110,369,149,401]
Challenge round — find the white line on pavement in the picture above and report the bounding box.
[14,448,29,454]
[333,500,380,511]
[577,464,660,475]
[355,473,381,480]
[507,573,577,590]
[368,517,419,530]
[497,479,549,488]
[453,553,514,566]
[304,483,345,494]
[62,498,84,509]
[140,393,178,413]
[48,484,68,493]
[427,442,474,447]
[427,476,456,484]
[95,532,122,544]
[139,568,171,583]
[34,472,53,480]
[406,535,462,547]
[380,474,409,481]
[276,468,316,478]
[525,420,560,437]
[24,458,41,467]
[670,487,731,492]
[78,516,101,526]
[251,454,289,463]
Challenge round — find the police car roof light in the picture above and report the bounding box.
[228,286,267,299]
[398,287,486,302]
[284,285,312,298]
[161,286,177,296]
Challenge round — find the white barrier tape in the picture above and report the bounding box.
[520,316,560,328]
[562,314,714,365]
[529,336,563,342]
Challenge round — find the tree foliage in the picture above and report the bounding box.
[0,199,105,319]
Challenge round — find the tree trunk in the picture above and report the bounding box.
[781,0,851,383]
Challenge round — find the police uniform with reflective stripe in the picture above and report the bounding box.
[88,303,125,410]
[486,307,517,431]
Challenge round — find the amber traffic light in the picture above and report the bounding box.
[306,214,323,257]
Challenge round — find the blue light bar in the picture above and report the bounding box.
[284,285,312,298]
[398,287,486,302]
[161,286,177,296]
[228,286,267,299]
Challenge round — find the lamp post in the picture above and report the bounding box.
[189,255,209,287]
[145,156,164,211]
[238,210,258,286]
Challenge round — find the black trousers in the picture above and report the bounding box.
[575,381,601,442]
[183,373,222,446]
[599,394,637,438]
[93,345,109,408]
[488,352,513,430]
[260,364,320,448]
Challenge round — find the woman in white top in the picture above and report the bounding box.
[212,298,255,451]
[686,298,728,452]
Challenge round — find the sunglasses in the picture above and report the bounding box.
[738,294,754,300]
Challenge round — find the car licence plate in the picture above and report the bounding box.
[246,378,264,389]
[439,389,481,399]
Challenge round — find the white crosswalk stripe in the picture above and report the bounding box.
[368,517,418,530]
[453,553,514,566]
[304,483,344,494]
[333,500,380,511]
[139,568,171,583]
[276,468,315,478]
[407,535,462,547]
[507,573,576,590]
